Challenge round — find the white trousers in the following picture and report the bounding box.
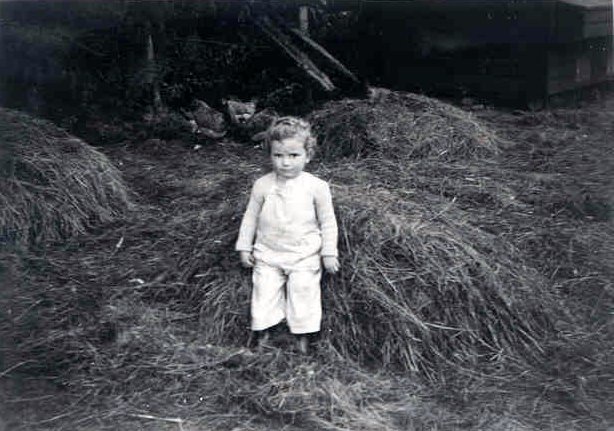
[251,260,322,334]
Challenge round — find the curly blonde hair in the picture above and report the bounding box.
[264,116,317,159]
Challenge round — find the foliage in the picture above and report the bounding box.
[0,0,300,124]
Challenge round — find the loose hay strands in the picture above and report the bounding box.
[176,159,556,376]
[0,108,131,248]
[62,299,435,431]
[2,103,556,379]
[0,143,263,374]
[478,106,613,222]
[5,89,613,429]
[309,87,499,162]
[322,175,552,377]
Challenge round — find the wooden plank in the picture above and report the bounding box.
[559,0,611,11]
[548,65,577,79]
[254,16,336,92]
[549,75,613,94]
[548,76,580,94]
[287,27,361,84]
[576,54,592,82]
[554,3,583,43]
[548,51,579,70]
[481,60,521,77]
[583,10,613,23]
[463,78,527,102]
[548,66,577,80]
[583,22,612,38]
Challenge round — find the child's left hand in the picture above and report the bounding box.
[322,256,340,274]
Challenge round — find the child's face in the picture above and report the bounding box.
[270,137,310,180]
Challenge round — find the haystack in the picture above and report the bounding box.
[175,92,554,375]
[186,162,553,376]
[328,175,551,373]
[10,88,562,377]
[0,108,131,248]
[309,88,499,162]
[2,87,562,382]
[2,88,612,429]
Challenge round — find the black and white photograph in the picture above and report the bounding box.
[0,0,613,429]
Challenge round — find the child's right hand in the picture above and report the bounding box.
[239,251,255,268]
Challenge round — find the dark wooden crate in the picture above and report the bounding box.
[344,0,613,105]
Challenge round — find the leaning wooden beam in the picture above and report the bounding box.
[287,27,361,84]
[254,16,336,92]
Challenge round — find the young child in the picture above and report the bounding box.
[235,116,339,353]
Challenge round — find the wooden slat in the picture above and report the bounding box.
[576,55,592,82]
[254,16,336,92]
[583,22,612,38]
[481,61,521,77]
[548,77,577,94]
[287,27,361,84]
[583,10,613,23]
[559,0,611,11]
[548,65,576,80]
[549,72,611,94]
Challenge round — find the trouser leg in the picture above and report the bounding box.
[285,268,322,334]
[251,262,286,331]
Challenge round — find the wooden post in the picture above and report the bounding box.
[255,16,336,92]
[299,5,309,34]
[145,26,163,114]
[299,5,313,105]
[288,27,361,84]
[610,0,614,76]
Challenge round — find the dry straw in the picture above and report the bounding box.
[309,87,499,161]
[2,93,557,378]
[2,89,612,428]
[0,108,131,248]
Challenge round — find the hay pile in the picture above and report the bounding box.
[3,89,613,428]
[0,108,131,248]
[2,93,558,377]
[0,143,260,375]
[309,88,499,161]
[327,179,549,372]
[158,90,556,376]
